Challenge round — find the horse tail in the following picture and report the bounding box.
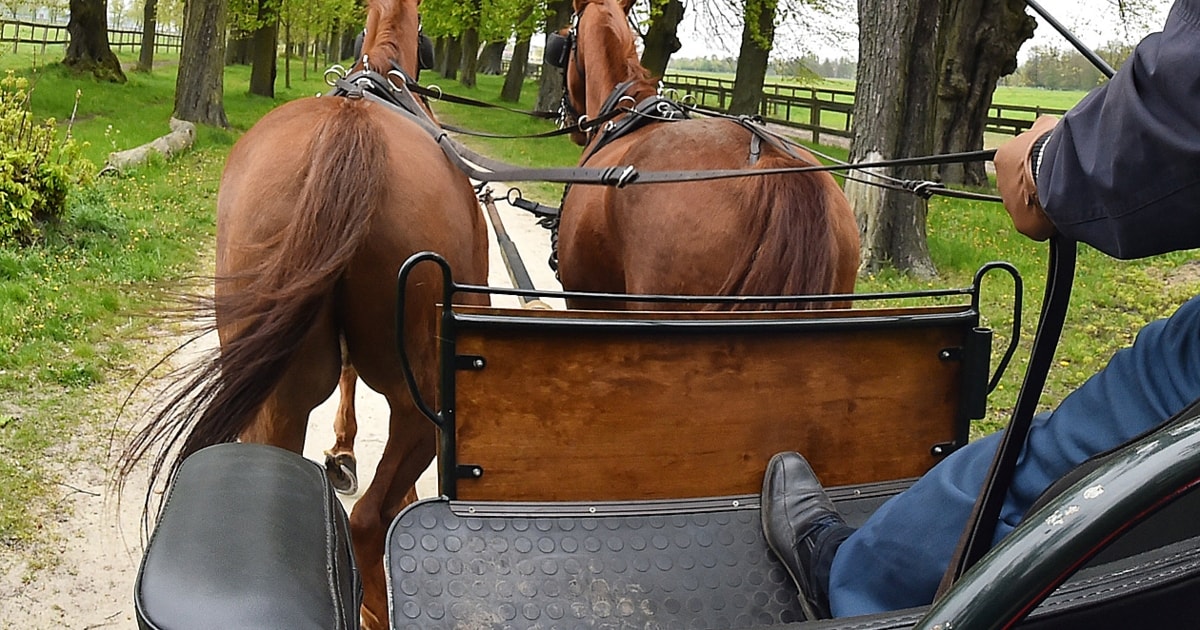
[718,153,841,310]
[120,98,386,495]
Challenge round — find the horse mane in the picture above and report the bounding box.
[577,0,659,101]
[360,0,418,75]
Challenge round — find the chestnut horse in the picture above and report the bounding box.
[556,0,859,309]
[121,0,488,627]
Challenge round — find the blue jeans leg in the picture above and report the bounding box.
[827,294,1200,617]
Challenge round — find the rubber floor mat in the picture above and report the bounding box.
[386,496,808,629]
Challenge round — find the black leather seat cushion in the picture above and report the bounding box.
[135,443,360,630]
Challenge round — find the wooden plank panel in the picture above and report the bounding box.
[450,312,971,502]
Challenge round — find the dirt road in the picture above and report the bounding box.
[0,185,561,629]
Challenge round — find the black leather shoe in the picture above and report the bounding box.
[761,451,847,620]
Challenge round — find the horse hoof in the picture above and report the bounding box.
[324,453,359,496]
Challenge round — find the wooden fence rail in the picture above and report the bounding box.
[498,63,1068,144]
[0,18,181,55]
[659,73,1069,144]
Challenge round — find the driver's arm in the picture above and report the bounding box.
[996,0,1200,260]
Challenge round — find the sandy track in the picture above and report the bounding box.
[0,186,561,629]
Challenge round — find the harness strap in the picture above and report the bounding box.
[438,105,628,141]
[581,89,689,163]
[330,69,432,124]
[405,80,562,120]
[734,116,807,162]
[506,190,561,220]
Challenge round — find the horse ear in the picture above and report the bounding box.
[619,0,635,14]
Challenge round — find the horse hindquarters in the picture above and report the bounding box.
[211,96,389,456]
[560,121,859,307]
[718,153,860,305]
[329,107,490,630]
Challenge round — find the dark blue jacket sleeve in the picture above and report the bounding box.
[1037,0,1200,259]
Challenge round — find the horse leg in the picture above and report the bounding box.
[349,392,436,630]
[237,302,342,453]
[323,351,360,495]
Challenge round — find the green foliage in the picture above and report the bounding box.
[422,0,543,42]
[743,0,780,50]
[0,72,94,244]
[1008,42,1134,91]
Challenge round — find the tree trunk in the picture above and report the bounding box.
[537,0,574,112]
[728,0,775,116]
[339,26,357,60]
[174,0,228,127]
[64,0,126,83]
[226,33,251,65]
[136,0,157,72]
[933,0,1035,185]
[284,21,291,89]
[442,36,461,80]
[435,37,448,75]
[479,41,505,74]
[249,0,278,98]
[302,28,309,80]
[500,36,531,102]
[846,0,940,278]
[640,0,685,79]
[460,28,480,87]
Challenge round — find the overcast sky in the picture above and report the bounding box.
[674,0,1173,61]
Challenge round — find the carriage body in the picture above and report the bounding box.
[135,252,1200,629]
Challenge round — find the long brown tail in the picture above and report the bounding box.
[120,98,386,500]
[718,153,838,309]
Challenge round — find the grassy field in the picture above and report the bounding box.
[721,72,1092,111]
[670,72,1091,147]
[0,52,1195,564]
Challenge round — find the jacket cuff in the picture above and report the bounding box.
[1029,131,1052,181]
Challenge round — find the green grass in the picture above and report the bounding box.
[993,85,1089,110]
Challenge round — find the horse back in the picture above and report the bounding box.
[558,118,859,301]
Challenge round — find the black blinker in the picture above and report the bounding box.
[418,33,435,70]
[545,32,572,69]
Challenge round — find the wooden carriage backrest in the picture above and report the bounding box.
[441,303,991,502]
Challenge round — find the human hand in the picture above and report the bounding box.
[995,115,1059,240]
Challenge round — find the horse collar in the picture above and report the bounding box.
[579,91,690,164]
[328,67,429,122]
[596,81,639,118]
